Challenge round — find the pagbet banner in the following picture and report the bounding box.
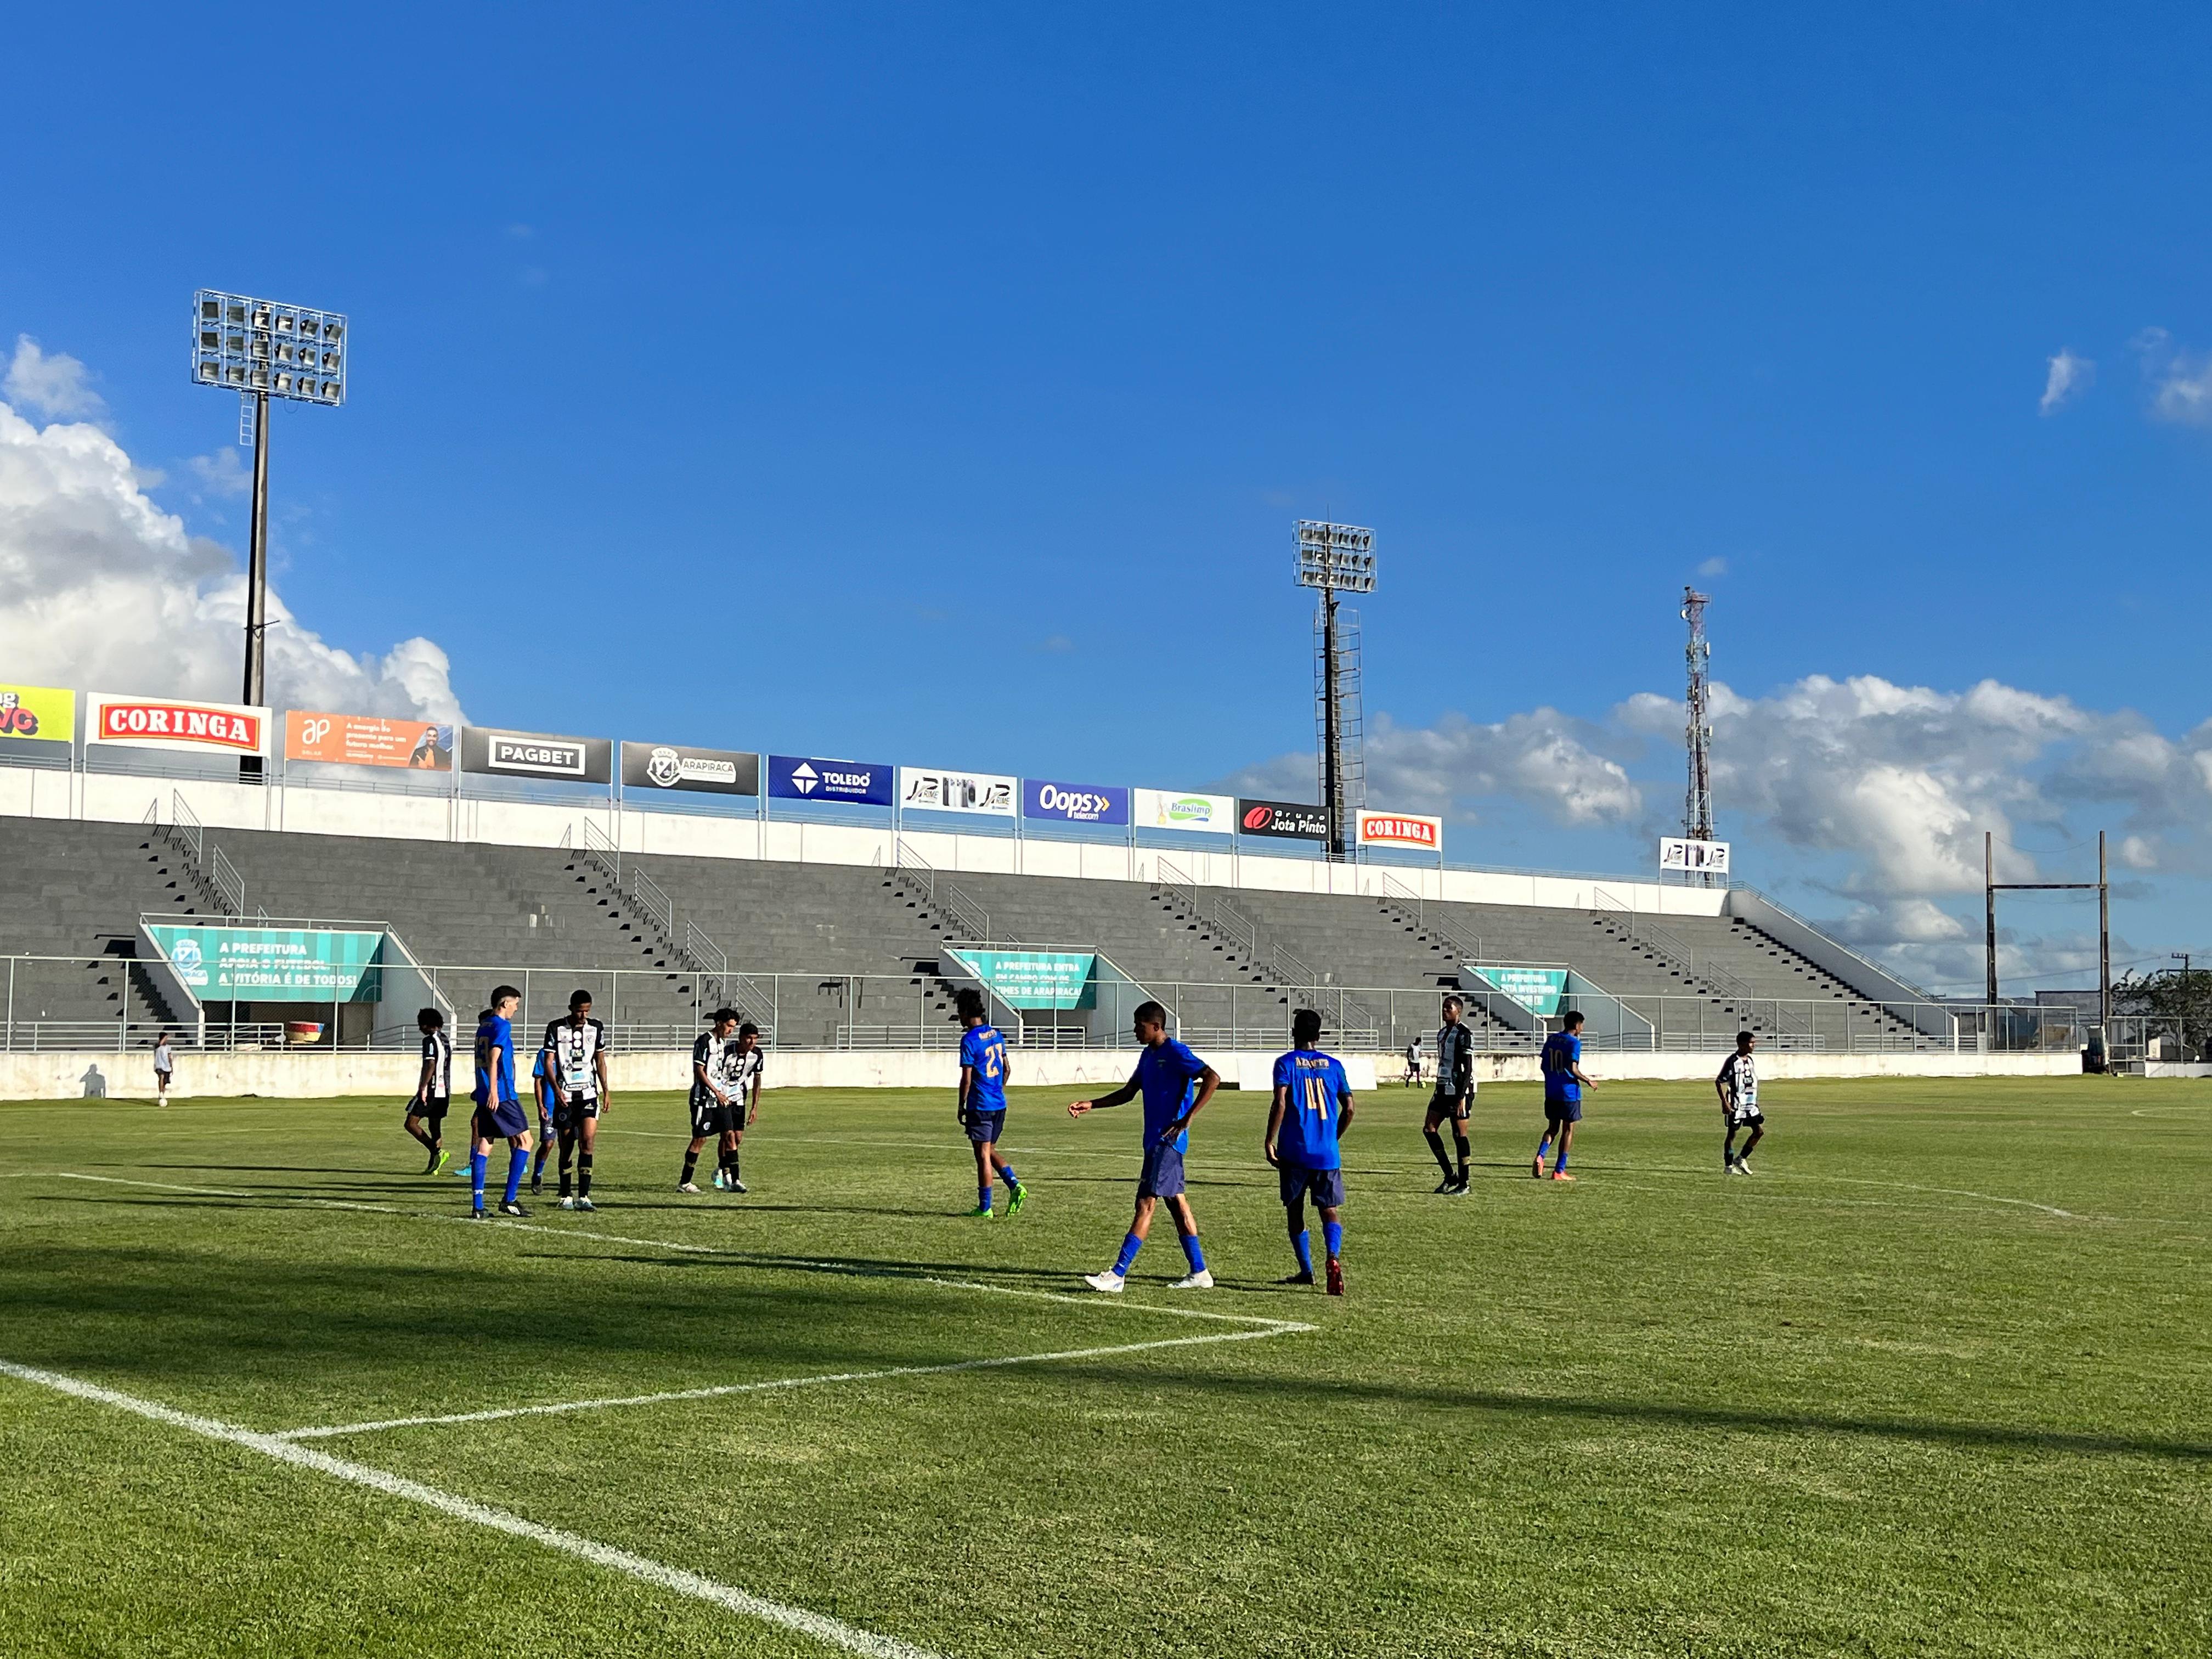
[623,741,760,795]
[460,726,612,784]
[1356,809,1443,853]
[145,924,385,1000]
[88,692,268,757]
[949,948,1096,1010]
[1133,787,1234,834]
[0,683,73,744]
[286,712,453,771]
[1474,965,1567,1017]
[1022,779,1130,826]
[900,766,1016,816]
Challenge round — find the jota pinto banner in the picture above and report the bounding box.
[286,712,454,770]
[0,684,73,744]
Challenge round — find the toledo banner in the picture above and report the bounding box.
[900,766,1016,816]
[88,692,269,757]
[949,948,1097,1010]
[146,924,386,1000]
[622,741,760,796]
[460,726,613,784]
[1022,779,1131,826]
[1356,809,1443,853]
[0,683,74,744]
[1473,965,1567,1017]
[1133,787,1234,834]
[769,754,894,806]
[286,712,453,770]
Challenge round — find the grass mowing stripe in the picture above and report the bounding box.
[272,1323,1308,1440]
[0,1358,949,1659]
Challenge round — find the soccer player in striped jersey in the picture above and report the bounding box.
[1265,1008,1354,1295]
[544,989,612,1211]
[955,987,1024,1218]
[402,1007,453,1175]
[1423,996,1477,1194]
[679,1009,740,1193]
[1717,1030,1763,1174]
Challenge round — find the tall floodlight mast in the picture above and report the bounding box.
[190,290,348,780]
[1296,521,1376,862]
[1681,585,1715,885]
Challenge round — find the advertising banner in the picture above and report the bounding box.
[622,741,760,796]
[1659,837,1731,876]
[1474,965,1568,1017]
[286,712,453,771]
[1022,779,1131,826]
[87,692,269,757]
[145,923,386,1000]
[900,766,1017,817]
[0,683,74,744]
[768,754,894,806]
[1356,809,1443,853]
[950,948,1097,1010]
[1238,798,1329,840]
[460,726,613,784]
[1132,787,1235,835]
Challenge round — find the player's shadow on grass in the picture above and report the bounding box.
[1038,1364,2212,1464]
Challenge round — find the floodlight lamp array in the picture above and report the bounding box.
[191,289,346,405]
[1295,519,1377,593]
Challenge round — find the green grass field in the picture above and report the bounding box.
[3,1074,2208,1657]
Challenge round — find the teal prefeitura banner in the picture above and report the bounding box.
[950,949,1097,1010]
[1476,966,1568,1016]
[146,924,387,1001]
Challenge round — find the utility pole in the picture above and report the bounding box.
[1985,831,1999,1007]
[240,388,270,781]
[1295,521,1375,864]
[1984,827,2112,1063]
[2174,951,2192,1060]
[1681,586,1714,885]
[2100,828,2111,1058]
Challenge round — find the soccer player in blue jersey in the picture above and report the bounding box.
[1068,1000,1220,1292]
[1265,1008,1355,1296]
[528,1046,558,1195]
[470,985,532,1218]
[955,988,1025,1218]
[1534,1009,1595,1182]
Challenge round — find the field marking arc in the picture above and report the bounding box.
[0,1358,944,1659]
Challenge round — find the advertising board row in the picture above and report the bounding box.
[0,684,1447,851]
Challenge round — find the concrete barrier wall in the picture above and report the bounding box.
[1,1046,2072,1102]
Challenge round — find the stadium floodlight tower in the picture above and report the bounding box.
[1681,585,1716,885]
[1296,520,1376,862]
[191,289,348,780]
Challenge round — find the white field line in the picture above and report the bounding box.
[0,1359,944,1659]
[53,1172,254,1197]
[1594,1162,2082,1219]
[273,1324,1302,1440]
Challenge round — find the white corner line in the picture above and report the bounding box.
[0,1358,947,1659]
[272,1323,1307,1441]
[53,1172,255,1198]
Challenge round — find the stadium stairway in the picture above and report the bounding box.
[0,819,202,1032]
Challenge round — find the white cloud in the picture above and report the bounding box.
[2135,328,2212,425]
[187,448,251,499]
[0,393,462,722]
[1696,556,1728,577]
[2039,348,2092,415]
[4,336,104,420]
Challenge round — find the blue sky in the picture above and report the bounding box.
[7,4,2212,990]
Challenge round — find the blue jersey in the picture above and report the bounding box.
[473,1014,517,1105]
[960,1024,1008,1113]
[1541,1030,1582,1103]
[1272,1048,1350,1170]
[1133,1038,1210,1150]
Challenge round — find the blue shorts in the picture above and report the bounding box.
[1137,1139,1186,1198]
[964,1108,1006,1144]
[473,1098,530,1141]
[1545,1098,1582,1125]
[1279,1165,1345,1209]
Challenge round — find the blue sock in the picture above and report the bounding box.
[470,1150,488,1205]
[1000,1164,1020,1189]
[1323,1220,1343,1259]
[1555,1148,1568,1173]
[504,1147,526,1204]
[1292,1229,1313,1274]
[1113,1232,1143,1276]
[1537,1135,1552,1159]
[1181,1233,1207,1274]
[977,1183,992,1212]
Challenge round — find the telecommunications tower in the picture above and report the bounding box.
[1296,521,1375,861]
[1681,585,1715,884]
